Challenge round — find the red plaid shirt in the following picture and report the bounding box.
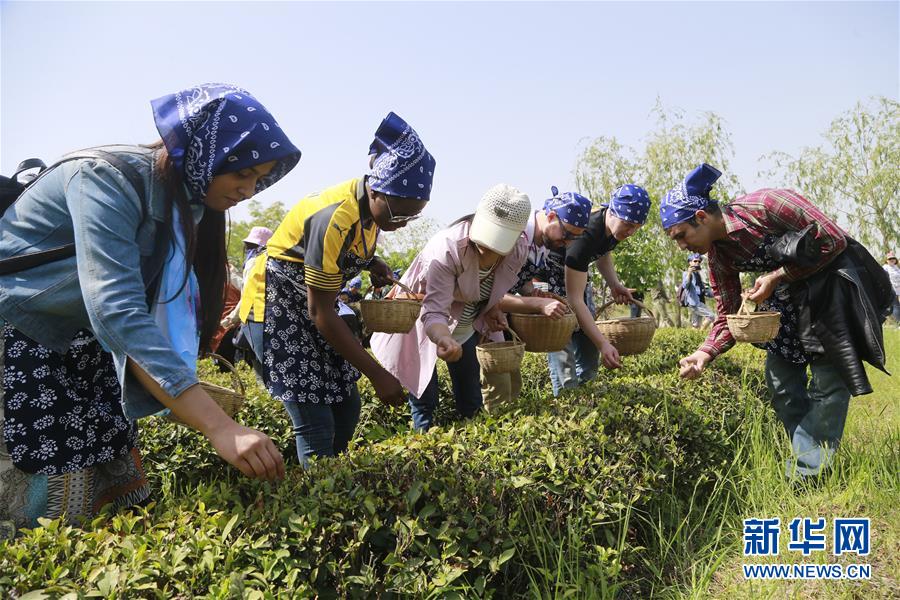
[701,189,847,359]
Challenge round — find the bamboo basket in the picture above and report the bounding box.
[168,353,245,426]
[508,292,577,352]
[595,300,657,356]
[359,279,422,334]
[726,297,781,343]
[476,328,526,374]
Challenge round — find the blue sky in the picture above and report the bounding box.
[2,1,897,227]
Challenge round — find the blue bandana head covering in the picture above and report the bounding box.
[659,163,722,230]
[604,184,651,225]
[349,276,362,288]
[367,112,436,201]
[151,83,302,203]
[542,186,591,229]
[688,253,703,262]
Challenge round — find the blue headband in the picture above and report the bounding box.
[543,186,591,228]
[659,164,722,229]
[151,83,301,203]
[367,112,435,201]
[604,184,651,225]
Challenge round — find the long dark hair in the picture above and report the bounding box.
[147,140,226,353]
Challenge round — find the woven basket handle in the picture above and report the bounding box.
[388,276,418,299]
[203,353,245,396]
[597,299,655,319]
[544,291,574,314]
[737,295,755,315]
[479,326,521,344]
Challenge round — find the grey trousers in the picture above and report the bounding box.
[765,353,851,478]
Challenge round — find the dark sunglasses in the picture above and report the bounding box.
[381,195,420,225]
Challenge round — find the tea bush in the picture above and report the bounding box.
[0,329,768,598]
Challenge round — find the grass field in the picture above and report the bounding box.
[688,327,900,599]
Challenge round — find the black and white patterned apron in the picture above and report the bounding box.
[263,224,374,405]
[1,324,149,532]
[733,237,810,365]
[2,325,137,475]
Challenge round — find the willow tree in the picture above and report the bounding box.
[575,101,742,325]
[763,96,900,256]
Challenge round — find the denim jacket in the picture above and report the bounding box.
[0,145,199,420]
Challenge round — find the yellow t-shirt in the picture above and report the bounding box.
[239,178,378,322]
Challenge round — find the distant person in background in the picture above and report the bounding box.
[346,277,363,303]
[680,253,715,328]
[884,251,900,325]
[364,284,388,300]
[227,226,274,381]
[241,227,273,277]
[629,290,646,318]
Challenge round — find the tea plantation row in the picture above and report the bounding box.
[0,329,768,598]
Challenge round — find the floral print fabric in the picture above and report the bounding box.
[2,325,136,475]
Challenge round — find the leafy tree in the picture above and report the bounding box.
[575,101,742,325]
[376,217,444,275]
[762,96,900,255]
[226,200,289,267]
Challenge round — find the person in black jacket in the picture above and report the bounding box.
[661,164,892,481]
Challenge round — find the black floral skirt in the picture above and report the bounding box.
[0,324,148,532]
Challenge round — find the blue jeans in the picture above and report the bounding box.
[281,384,362,467]
[547,330,599,397]
[890,295,900,324]
[409,335,482,431]
[765,353,851,478]
[244,320,265,363]
[236,320,265,382]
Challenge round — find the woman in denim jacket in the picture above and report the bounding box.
[0,84,300,531]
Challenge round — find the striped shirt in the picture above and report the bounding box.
[239,178,378,322]
[452,267,495,343]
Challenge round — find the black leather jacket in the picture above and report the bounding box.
[787,238,893,396]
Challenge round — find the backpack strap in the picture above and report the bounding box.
[12,158,47,180]
[0,149,147,276]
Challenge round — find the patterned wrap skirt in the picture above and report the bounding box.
[263,258,361,405]
[0,324,149,536]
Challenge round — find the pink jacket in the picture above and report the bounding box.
[371,219,528,397]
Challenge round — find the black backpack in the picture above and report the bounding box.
[0,149,146,276]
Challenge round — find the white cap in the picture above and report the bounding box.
[469,184,532,255]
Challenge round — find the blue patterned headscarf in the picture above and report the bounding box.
[543,186,591,228]
[367,112,436,201]
[688,253,703,262]
[659,164,722,230]
[151,83,302,203]
[604,184,651,225]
